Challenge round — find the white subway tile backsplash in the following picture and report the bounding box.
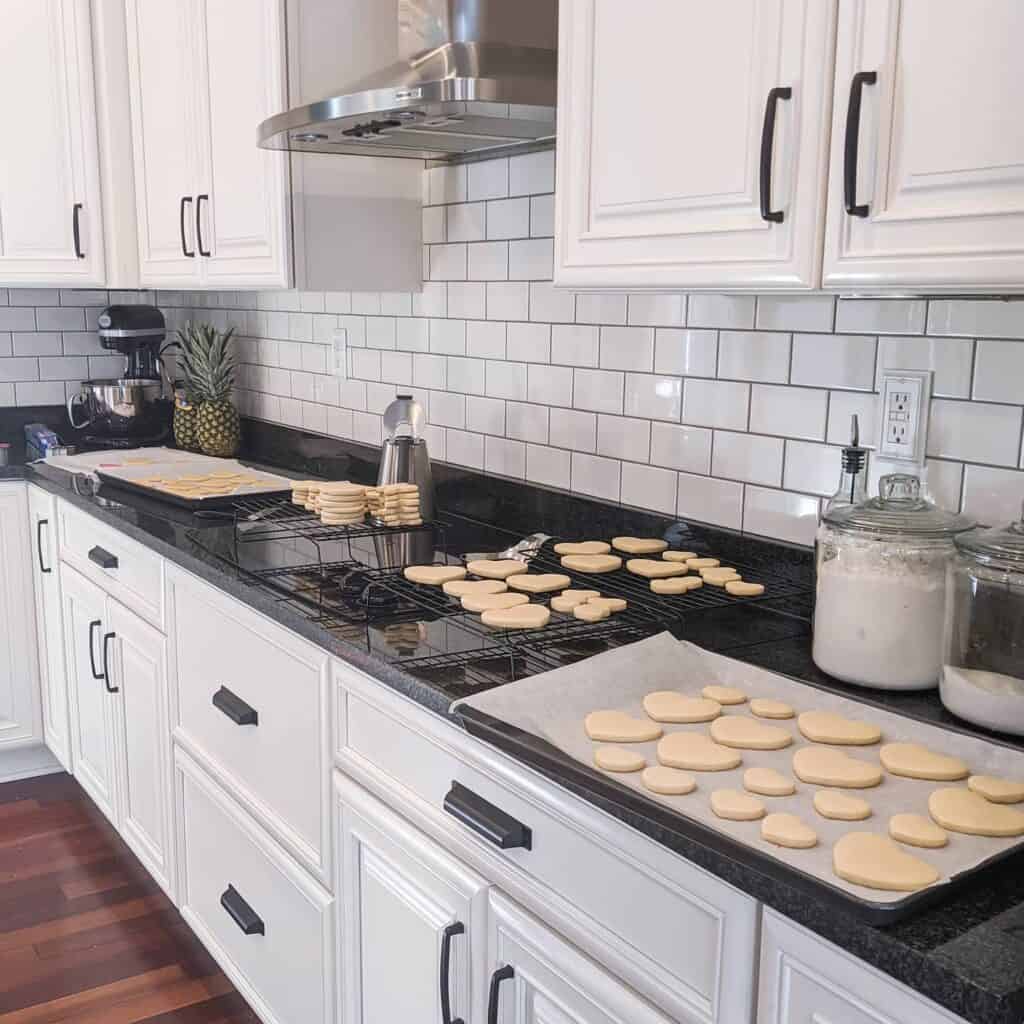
[506,402,549,444]
[352,411,383,446]
[573,368,624,415]
[623,373,682,422]
[783,440,841,496]
[428,164,467,205]
[749,384,828,441]
[922,459,964,514]
[526,444,571,490]
[380,351,412,385]
[447,282,487,320]
[447,203,486,242]
[962,465,1024,525]
[412,353,447,390]
[717,331,791,383]
[509,150,555,196]
[549,408,597,452]
[15,381,65,405]
[688,294,756,330]
[755,295,834,333]
[465,395,505,434]
[627,294,685,328]
[928,399,1022,467]
[429,318,467,355]
[35,306,85,331]
[791,333,876,390]
[0,357,40,382]
[928,299,1024,340]
[507,322,550,363]
[654,329,717,378]
[529,282,575,323]
[423,206,446,243]
[365,316,397,350]
[447,356,486,395]
[468,242,509,281]
[485,435,526,478]
[327,406,353,439]
[13,332,61,356]
[352,292,381,315]
[467,321,507,360]
[597,414,650,462]
[468,158,509,201]
[446,429,485,469]
[876,335,974,399]
[621,462,677,515]
[682,378,750,431]
[529,194,555,238]
[973,339,1024,403]
[485,359,528,401]
[0,308,36,331]
[412,282,447,318]
[827,390,878,447]
[576,294,627,326]
[509,238,554,280]
[677,472,743,531]
[397,318,430,352]
[650,422,713,475]
[527,363,573,406]
[429,243,468,281]
[712,431,784,487]
[571,452,621,502]
[486,282,529,320]
[487,198,530,240]
[836,299,926,335]
[551,324,599,367]
[743,487,820,546]
[599,326,655,372]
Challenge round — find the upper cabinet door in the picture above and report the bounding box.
[125,0,203,286]
[0,0,105,285]
[192,0,291,288]
[823,0,1024,292]
[554,0,837,292]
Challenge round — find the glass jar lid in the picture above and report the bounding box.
[823,473,975,538]
[956,501,1024,567]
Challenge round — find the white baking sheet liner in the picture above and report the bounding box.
[453,633,1024,905]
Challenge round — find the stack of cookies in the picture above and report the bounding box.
[366,483,422,527]
[317,482,368,525]
[291,481,318,507]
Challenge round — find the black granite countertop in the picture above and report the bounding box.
[6,420,1024,1024]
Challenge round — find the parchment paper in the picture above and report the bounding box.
[453,633,1024,905]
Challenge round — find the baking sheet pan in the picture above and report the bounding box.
[453,633,1024,922]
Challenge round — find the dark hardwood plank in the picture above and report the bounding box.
[0,773,260,1023]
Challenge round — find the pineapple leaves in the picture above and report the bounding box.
[175,322,237,404]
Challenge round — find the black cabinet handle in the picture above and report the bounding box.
[37,518,51,574]
[180,196,195,257]
[88,619,103,680]
[443,782,532,851]
[212,686,258,726]
[440,922,465,1024]
[196,194,211,256]
[102,632,118,693]
[72,203,85,258]
[759,86,792,223]
[221,885,265,936]
[88,545,118,570]
[843,70,877,217]
[487,965,514,1024]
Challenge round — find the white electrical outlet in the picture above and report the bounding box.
[332,328,348,378]
[877,369,933,465]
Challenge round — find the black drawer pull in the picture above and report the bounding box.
[88,545,118,570]
[440,922,464,1024]
[221,885,264,936]
[180,196,195,257]
[759,86,792,223]
[212,686,259,726]
[487,965,514,1024]
[102,632,118,693]
[37,518,52,574]
[196,193,211,256]
[88,619,103,680]
[844,70,877,217]
[72,203,85,259]
[443,782,531,851]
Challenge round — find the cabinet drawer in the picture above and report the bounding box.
[759,909,964,1024]
[336,669,758,1024]
[176,749,333,1024]
[58,501,163,628]
[169,568,330,880]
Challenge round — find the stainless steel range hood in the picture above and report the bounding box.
[260,0,558,164]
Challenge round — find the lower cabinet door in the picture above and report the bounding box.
[176,747,334,1024]
[61,563,118,821]
[486,891,674,1024]
[107,600,174,898]
[28,487,71,769]
[335,772,489,1024]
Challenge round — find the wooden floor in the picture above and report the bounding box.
[0,772,259,1023]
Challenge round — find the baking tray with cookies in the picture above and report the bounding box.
[453,633,1024,924]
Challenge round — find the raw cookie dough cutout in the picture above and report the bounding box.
[573,602,609,623]
[625,558,688,579]
[594,747,645,773]
[889,813,948,848]
[585,710,663,743]
[507,573,572,594]
[750,698,795,720]
[443,579,508,597]
[658,733,741,772]
[792,746,883,789]
[743,767,795,797]
[833,833,939,892]
[880,743,969,781]
[968,775,1024,804]
[560,554,623,573]
[651,577,703,595]
[554,541,611,555]
[813,789,872,821]
[404,565,468,586]
[612,537,668,555]
[797,710,882,746]
[662,550,698,562]
[928,788,1024,836]
[725,581,766,597]
[711,789,766,821]
[461,592,530,613]
[709,716,792,750]
[702,685,747,705]
[642,692,721,724]
[480,604,551,630]
[762,813,818,849]
[641,765,696,796]
[467,559,530,580]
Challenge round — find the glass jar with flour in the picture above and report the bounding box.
[940,504,1024,732]
[813,474,973,690]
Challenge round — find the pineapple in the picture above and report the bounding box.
[176,323,241,458]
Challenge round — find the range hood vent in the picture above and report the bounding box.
[260,0,558,164]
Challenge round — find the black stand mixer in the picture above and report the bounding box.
[65,305,174,447]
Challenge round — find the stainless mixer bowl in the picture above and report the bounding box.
[67,378,166,437]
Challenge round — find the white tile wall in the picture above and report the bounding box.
[12,161,1024,545]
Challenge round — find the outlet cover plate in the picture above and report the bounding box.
[877,368,932,465]
[332,328,348,378]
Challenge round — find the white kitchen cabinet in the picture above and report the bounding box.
[61,561,175,896]
[822,0,1024,293]
[0,0,106,285]
[125,0,291,289]
[28,487,71,771]
[0,483,43,753]
[554,0,837,292]
[486,891,674,1024]
[335,773,489,1024]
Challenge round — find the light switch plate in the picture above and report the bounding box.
[332,328,348,378]
[877,369,932,465]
